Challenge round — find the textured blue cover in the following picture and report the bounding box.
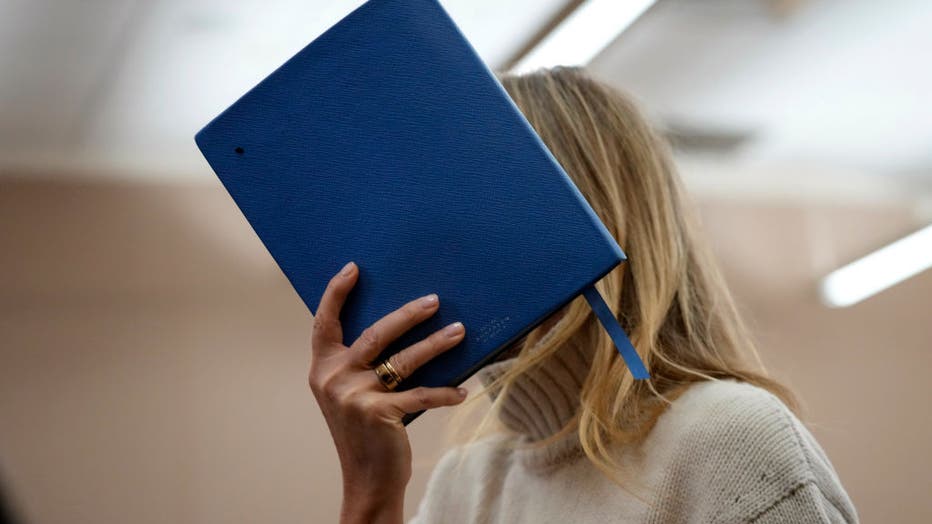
[195,0,638,423]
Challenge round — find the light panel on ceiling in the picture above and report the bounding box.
[510,0,656,73]
[820,224,932,307]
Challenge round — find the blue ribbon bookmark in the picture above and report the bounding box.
[582,284,650,380]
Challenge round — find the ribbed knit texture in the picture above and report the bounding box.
[475,338,592,471]
[409,341,859,523]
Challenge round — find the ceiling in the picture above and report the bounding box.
[0,0,566,177]
[591,0,932,202]
[1,0,931,204]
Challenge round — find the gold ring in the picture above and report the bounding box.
[373,358,404,391]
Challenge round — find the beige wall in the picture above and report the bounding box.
[1,179,929,522]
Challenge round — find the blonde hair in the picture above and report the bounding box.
[451,66,796,487]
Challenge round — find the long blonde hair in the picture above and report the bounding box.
[453,66,796,485]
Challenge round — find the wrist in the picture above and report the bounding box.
[342,474,408,498]
[340,489,405,524]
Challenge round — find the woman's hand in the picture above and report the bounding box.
[308,261,468,524]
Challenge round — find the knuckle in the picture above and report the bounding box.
[319,282,338,305]
[307,366,328,393]
[343,390,363,412]
[315,370,346,401]
[413,387,432,408]
[312,314,337,334]
[418,333,445,358]
[319,376,338,399]
[308,376,326,399]
[347,391,378,417]
[327,272,346,289]
[361,397,382,419]
[387,352,410,378]
[428,331,448,351]
[401,303,420,323]
[359,326,381,351]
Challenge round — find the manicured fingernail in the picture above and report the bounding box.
[419,293,439,308]
[340,261,355,276]
[444,321,464,336]
[457,387,468,397]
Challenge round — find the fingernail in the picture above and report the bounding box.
[419,293,439,308]
[340,261,355,276]
[444,321,464,336]
[457,387,468,397]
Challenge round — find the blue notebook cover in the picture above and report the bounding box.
[195,0,648,424]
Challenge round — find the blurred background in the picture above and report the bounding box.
[1,0,930,522]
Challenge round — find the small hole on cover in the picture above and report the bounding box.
[234,147,245,155]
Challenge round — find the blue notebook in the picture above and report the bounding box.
[195,0,648,424]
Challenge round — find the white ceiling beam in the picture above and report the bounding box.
[510,0,656,73]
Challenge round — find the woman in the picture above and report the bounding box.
[308,67,858,523]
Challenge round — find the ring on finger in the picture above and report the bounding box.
[373,358,404,391]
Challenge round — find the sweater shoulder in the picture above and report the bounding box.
[647,380,858,523]
[667,379,797,448]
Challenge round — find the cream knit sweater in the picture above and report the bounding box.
[408,340,858,523]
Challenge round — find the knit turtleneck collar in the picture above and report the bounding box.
[476,336,593,471]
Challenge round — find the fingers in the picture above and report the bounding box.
[386,321,465,379]
[391,386,468,414]
[312,261,358,351]
[350,292,441,364]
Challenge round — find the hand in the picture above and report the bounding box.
[308,261,468,524]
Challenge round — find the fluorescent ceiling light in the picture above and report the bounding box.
[510,0,656,74]
[819,224,932,307]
